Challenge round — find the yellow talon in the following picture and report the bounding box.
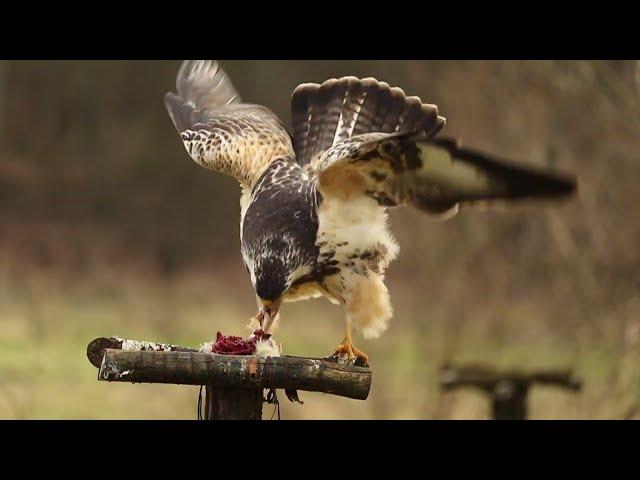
[333,338,369,365]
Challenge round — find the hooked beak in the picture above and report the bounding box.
[259,298,282,333]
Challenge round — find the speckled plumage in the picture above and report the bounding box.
[240,157,321,301]
[165,60,577,350]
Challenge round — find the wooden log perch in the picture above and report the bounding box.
[87,336,197,369]
[87,337,372,401]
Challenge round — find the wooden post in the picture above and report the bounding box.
[88,337,372,420]
[490,379,530,420]
[439,364,582,420]
[205,386,263,420]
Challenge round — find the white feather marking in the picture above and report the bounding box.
[346,91,366,137]
[332,90,350,146]
[417,144,494,194]
[254,337,282,358]
[317,195,399,271]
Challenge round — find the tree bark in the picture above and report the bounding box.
[97,348,372,400]
[87,336,196,369]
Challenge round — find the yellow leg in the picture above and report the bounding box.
[333,320,369,365]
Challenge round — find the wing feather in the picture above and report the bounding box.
[315,133,577,218]
[165,60,294,187]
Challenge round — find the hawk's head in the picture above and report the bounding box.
[244,234,313,327]
[254,255,288,318]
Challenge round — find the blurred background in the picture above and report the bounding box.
[0,60,639,419]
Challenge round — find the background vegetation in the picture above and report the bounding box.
[1,60,639,419]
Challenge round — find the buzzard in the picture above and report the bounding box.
[165,60,576,364]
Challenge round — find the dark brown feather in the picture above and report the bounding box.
[291,77,446,166]
[431,138,578,201]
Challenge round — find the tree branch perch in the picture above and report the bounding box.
[88,337,372,401]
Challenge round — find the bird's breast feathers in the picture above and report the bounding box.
[315,194,399,283]
[240,159,398,302]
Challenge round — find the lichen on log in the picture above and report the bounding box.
[87,336,197,368]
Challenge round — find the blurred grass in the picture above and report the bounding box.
[1,264,638,419]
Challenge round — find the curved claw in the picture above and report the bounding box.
[333,342,369,366]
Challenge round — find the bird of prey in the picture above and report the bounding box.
[164,60,576,365]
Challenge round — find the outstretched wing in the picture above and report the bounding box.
[315,133,577,217]
[165,60,294,187]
